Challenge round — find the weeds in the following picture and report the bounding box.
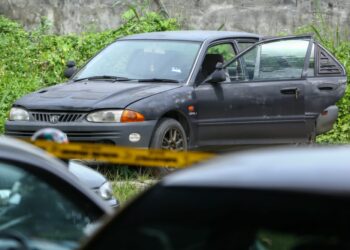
[96,165,158,204]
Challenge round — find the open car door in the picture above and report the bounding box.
[195,36,315,146]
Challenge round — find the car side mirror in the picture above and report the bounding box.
[64,60,77,78]
[205,62,226,84]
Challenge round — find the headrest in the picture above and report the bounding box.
[202,54,224,75]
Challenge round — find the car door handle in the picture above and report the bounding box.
[280,87,299,95]
[280,88,300,99]
[318,86,334,91]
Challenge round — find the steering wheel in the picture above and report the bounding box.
[0,230,30,250]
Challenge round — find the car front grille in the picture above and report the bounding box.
[31,112,86,123]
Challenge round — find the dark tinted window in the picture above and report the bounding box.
[93,223,349,250]
[84,188,350,250]
[317,46,343,75]
[0,162,100,250]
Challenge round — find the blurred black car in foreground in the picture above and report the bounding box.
[0,137,112,250]
[5,31,347,150]
[81,146,350,250]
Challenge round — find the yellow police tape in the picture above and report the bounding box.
[30,140,215,168]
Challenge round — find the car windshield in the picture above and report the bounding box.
[73,40,202,83]
[87,189,350,250]
[0,162,100,250]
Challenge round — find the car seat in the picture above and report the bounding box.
[196,54,224,83]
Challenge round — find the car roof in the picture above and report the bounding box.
[81,146,350,249]
[118,30,261,42]
[0,136,112,213]
[163,146,350,196]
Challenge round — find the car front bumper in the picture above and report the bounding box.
[5,120,157,148]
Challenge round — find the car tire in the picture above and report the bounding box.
[150,118,188,176]
[309,129,316,144]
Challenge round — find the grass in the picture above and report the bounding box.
[112,181,143,204]
[96,165,158,204]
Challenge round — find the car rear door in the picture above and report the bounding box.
[304,42,347,135]
[195,37,313,146]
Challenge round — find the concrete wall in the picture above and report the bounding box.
[0,0,349,35]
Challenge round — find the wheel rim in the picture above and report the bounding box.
[161,127,185,150]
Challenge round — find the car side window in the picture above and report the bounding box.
[195,43,236,83]
[0,161,100,249]
[317,45,344,75]
[207,43,236,63]
[227,39,310,82]
[307,43,315,77]
[237,41,256,51]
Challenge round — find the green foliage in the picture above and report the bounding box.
[295,18,350,143]
[0,9,179,132]
[97,165,156,204]
[207,43,236,62]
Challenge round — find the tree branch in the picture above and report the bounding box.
[153,0,169,18]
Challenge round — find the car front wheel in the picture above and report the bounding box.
[150,118,188,175]
[151,118,188,151]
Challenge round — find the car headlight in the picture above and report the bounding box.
[87,110,145,123]
[98,182,113,200]
[9,107,30,121]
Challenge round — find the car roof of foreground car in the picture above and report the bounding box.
[119,30,261,42]
[80,146,350,250]
[163,146,350,196]
[0,136,112,214]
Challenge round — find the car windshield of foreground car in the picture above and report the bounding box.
[83,187,350,250]
[0,162,100,250]
[96,225,348,250]
[73,40,201,83]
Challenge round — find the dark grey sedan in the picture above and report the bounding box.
[5,31,347,150]
[81,146,350,250]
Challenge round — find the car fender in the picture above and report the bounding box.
[126,86,197,146]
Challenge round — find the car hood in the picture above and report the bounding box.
[15,81,181,111]
[68,160,106,189]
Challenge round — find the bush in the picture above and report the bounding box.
[0,9,179,132]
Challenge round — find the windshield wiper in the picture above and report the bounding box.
[73,75,133,82]
[136,78,180,83]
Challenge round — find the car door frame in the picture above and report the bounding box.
[304,41,347,136]
[230,36,315,144]
[191,39,242,146]
[194,36,315,147]
[236,36,314,143]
